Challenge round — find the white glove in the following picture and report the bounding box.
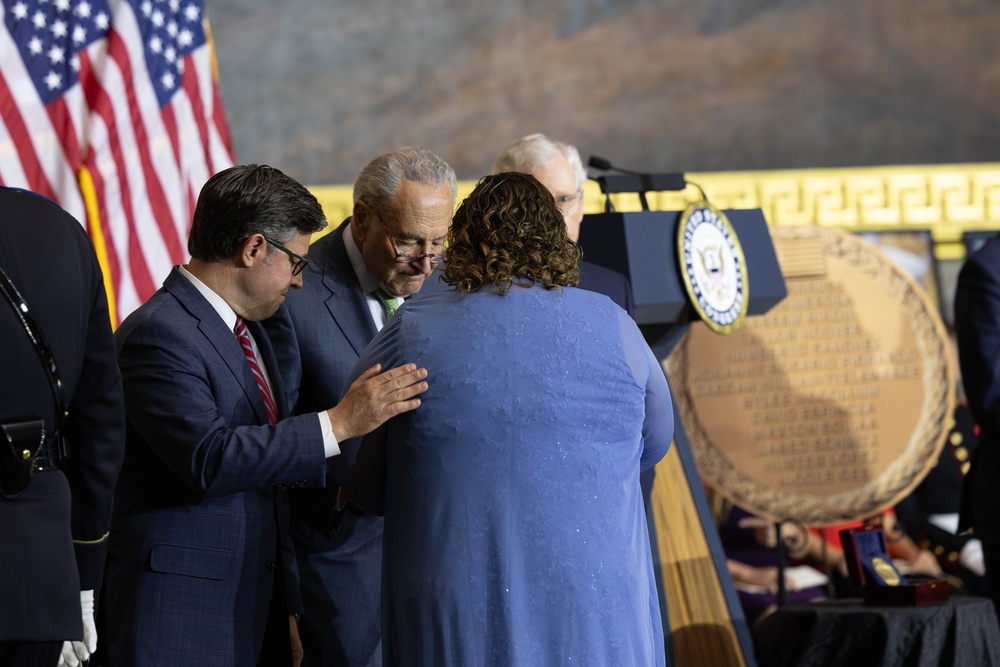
[58,589,96,666]
[960,538,986,577]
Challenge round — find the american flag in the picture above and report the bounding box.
[0,0,234,322]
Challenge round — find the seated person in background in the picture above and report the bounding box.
[717,494,944,623]
[342,172,674,665]
[715,498,839,624]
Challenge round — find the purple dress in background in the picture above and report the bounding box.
[720,505,831,623]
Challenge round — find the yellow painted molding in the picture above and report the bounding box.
[310,163,1000,259]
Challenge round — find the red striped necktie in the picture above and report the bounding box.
[234,317,277,425]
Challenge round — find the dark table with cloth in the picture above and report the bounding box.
[754,596,1000,666]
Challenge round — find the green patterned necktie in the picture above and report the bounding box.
[373,288,400,319]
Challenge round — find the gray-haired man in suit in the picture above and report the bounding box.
[264,146,457,666]
[493,133,635,316]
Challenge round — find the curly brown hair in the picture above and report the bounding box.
[443,172,581,295]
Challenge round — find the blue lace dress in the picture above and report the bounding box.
[345,284,674,666]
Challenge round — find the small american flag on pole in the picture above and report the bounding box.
[0,0,234,323]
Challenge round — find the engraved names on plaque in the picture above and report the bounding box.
[668,226,953,526]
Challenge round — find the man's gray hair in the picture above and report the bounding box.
[354,146,457,211]
[491,133,587,191]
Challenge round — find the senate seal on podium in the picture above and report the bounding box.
[677,202,749,334]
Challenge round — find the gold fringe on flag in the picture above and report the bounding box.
[78,164,119,329]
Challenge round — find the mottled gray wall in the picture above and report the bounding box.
[209,0,1000,185]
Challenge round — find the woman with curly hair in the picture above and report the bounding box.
[343,172,673,666]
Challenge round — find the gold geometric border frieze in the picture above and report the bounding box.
[309,163,1000,260]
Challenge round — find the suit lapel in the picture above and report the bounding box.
[321,223,378,356]
[164,268,274,426]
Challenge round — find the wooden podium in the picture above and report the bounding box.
[579,208,787,667]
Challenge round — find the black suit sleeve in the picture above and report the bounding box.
[63,228,126,591]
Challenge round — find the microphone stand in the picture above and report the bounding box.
[775,521,788,607]
[587,155,688,211]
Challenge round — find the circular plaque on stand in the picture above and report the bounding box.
[667,225,953,526]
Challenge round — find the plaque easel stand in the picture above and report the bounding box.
[775,522,788,608]
[579,198,787,667]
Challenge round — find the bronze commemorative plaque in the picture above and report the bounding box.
[667,225,953,526]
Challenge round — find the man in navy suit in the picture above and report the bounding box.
[264,147,456,666]
[0,187,125,667]
[492,133,635,316]
[955,233,1000,620]
[104,164,429,667]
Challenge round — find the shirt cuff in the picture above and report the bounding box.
[317,411,341,458]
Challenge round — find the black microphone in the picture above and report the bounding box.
[588,156,687,192]
[589,155,650,177]
[588,155,619,172]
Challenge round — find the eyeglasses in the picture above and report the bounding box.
[371,206,445,265]
[265,237,309,276]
